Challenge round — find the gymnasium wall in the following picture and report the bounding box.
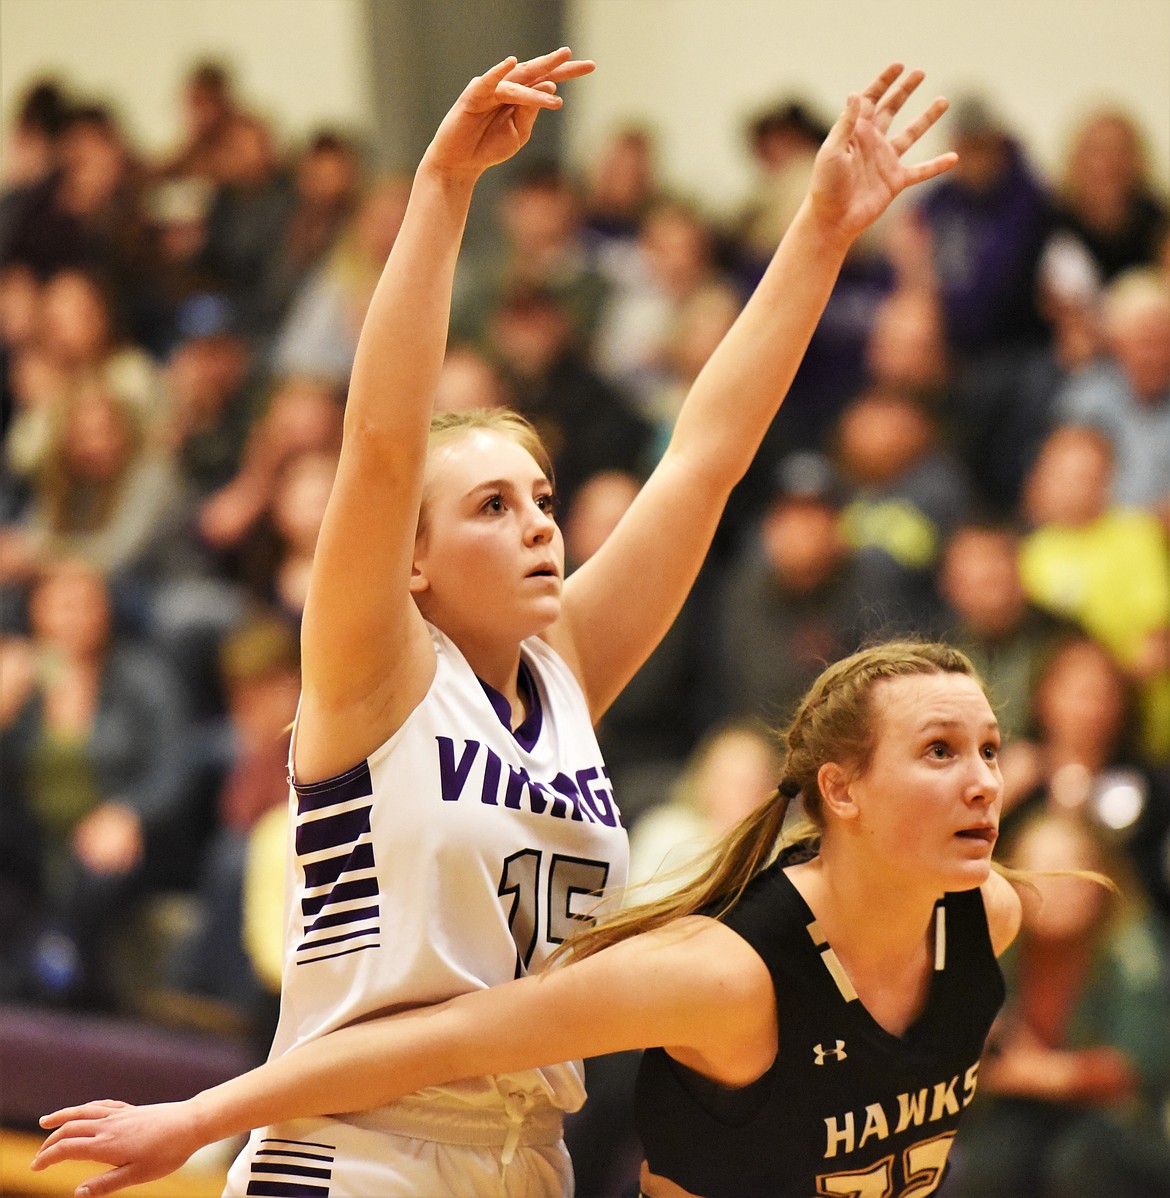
[2,0,1168,210]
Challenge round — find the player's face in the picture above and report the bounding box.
[845,673,1002,892]
[412,429,564,644]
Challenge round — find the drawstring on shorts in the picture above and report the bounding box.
[499,1088,538,1172]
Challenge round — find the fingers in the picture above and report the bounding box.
[903,150,959,186]
[873,68,925,134]
[494,79,563,110]
[861,62,906,107]
[38,1101,127,1133]
[75,1163,145,1198]
[509,47,595,86]
[822,92,862,153]
[890,95,950,156]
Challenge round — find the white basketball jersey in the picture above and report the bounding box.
[270,622,629,1116]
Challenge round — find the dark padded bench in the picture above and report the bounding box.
[0,1002,258,1132]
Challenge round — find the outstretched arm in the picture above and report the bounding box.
[554,65,957,715]
[291,49,594,781]
[32,920,774,1197]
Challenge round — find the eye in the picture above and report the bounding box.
[481,493,504,514]
[535,492,556,516]
[927,741,951,760]
[982,742,1000,761]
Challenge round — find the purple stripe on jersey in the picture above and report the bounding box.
[245,1184,329,1197]
[255,1150,334,1162]
[251,1164,331,1180]
[476,659,543,751]
[302,843,375,890]
[298,926,381,952]
[295,806,372,855]
[301,875,379,917]
[304,904,380,935]
[297,940,382,965]
[294,760,373,813]
[247,1140,334,1198]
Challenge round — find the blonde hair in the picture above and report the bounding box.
[561,640,982,962]
[418,408,553,533]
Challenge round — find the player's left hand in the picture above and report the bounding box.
[32,1099,200,1197]
[807,64,956,245]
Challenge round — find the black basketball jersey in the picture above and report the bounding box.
[634,862,1005,1197]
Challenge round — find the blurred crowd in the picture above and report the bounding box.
[1,58,1168,1195]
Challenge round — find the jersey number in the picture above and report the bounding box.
[817,1132,956,1198]
[497,849,610,977]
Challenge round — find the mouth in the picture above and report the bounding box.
[955,826,998,845]
[526,564,560,580]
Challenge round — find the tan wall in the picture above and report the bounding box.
[3,0,1167,216]
[0,0,374,156]
[565,0,1170,214]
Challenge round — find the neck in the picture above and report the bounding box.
[455,636,525,725]
[805,840,942,962]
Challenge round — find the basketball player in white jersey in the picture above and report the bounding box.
[33,52,961,1198]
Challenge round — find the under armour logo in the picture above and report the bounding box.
[813,1040,848,1065]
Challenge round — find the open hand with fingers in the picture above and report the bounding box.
[807,64,956,244]
[31,1099,204,1197]
[423,47,595,181]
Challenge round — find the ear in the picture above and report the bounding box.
[817,762,860,822]
[408,523,431,597]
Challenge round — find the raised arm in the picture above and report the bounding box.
[33,919,774,1197]
[295,50,594,780]
[553,65,957,717]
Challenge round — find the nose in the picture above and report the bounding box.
[524,499,556,544]
[965,753,1002,808]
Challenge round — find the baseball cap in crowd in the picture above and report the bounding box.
[770,450,846,508]
[175,291,242,343]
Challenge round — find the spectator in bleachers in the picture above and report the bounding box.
[627,718,782,897]
[0,558,194,1010]
[4,266,167,490]
[1049,106,1169,287]
[913,94,1054,360]
[452,161,611,348]
[938,521,1074,743]
[591,196,742,417]
[2,381,188,608]
[580,121,661,251]
[1019,424,1170,760]
[833,384,973,636]
[199,112,296,333]
[995,634,1170,925]
[253,128,363,340]
[195,375,343,588]
[155,60,242,189]
[950,810,1170,1198]
[563,467,705,828]
[432,342,511,414]
[167,608,299,1040]
[268,174,411,387]
[484,281,652,514]
[1,102,149,306]
[947,220,1105,518]
[161,293,260,500]
[729,97,829,282]
[1053,267,1170,515]
[0,78,71,253]
[713,450,865,729]
[0,262,44,450]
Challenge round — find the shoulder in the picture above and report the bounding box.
[979,871,1023,957]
